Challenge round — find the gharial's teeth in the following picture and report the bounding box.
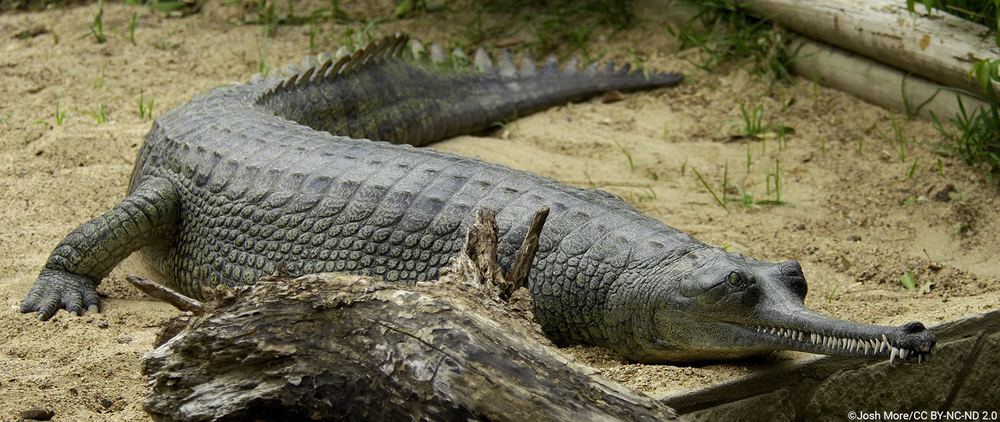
[798,332,805,342]
[890,347,899,364]
[811,333,818,344]
[900,349,909,360]
[863,341,870,355]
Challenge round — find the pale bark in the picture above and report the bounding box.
[742,0,1000,99]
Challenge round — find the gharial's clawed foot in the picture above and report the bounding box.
[20,268,101,321]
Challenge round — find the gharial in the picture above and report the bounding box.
[21,34,935,364]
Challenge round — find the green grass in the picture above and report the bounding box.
[736,99,766,137]
[724,99,793,141]
[908,157,920,178]
[669,0,800,86]
[692,158,787,211]
[611,137,635,171]
[136,87,154,119]
[79,104,109,124]
[88,0,106,43]
[692,163,729,211]
[258,24,270,76]
[154,31,179,50]
[877,110,908,163]
[90,62,106,90]
[692,160,786,210]
[906,0,1000,181]
[34,93,67,127]
[931,94,1000,182]
[128,11,138,45]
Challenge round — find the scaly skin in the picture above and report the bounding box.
[21,34,934,363]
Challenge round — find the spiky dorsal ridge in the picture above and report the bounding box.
[252,33,683,97]
[254,33,411,96]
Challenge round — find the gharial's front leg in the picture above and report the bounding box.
[20,176,179,320]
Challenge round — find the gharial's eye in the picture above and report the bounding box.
[727,271,743,286]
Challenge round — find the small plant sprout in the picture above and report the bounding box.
[129,12,138,46]
[91,62,106,89]
[827,280,841,303]
[611,137,635,172]
[812,69,820,109]
[136,87,155,119]
[900,271,917,291]
[258,25,270,77]
[763,159,784,205]
[35,93,68,127]
[937,158,944,176]
[79,104,109,124]
[89,0,106,43]
[692,164,729,212]
[732,183,758,209]
[625,47,650,80]
[735,99,766,138]
[908,157,920,178]
[777,121,789,150]
[878,110,907,162]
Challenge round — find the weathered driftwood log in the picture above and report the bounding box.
[787,36,989,122]
[139,208,681,422]
[741,0,1000,99]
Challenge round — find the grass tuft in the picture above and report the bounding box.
[136,87,155,119]
[669,0,800,86]
[128,11,138,46]
[79,104,109,124]
[89,0,106,43]
[611,137,635,171]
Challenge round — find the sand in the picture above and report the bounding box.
[1,0,998,419]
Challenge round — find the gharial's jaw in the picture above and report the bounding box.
[644,309,937,364]
[739,318,934,363]
[628,316,936,364]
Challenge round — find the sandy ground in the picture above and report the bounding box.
[2,0,999,419]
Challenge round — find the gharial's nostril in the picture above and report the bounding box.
[779,260,803,277]
[901,321,927,334]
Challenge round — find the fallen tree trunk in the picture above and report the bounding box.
[788,36,989,121]
[140,209,682,422]
[741,0,1000,99]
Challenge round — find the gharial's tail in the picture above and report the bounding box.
[253,33,683,147]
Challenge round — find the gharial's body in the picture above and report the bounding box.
[22,34,935,363]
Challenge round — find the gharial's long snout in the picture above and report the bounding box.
[639,251,938,364]
[749,310,936,364]
[752,261,935,363]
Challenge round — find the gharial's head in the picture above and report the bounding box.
[605,246,935,364]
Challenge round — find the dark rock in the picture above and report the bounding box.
[19,407,55,421]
